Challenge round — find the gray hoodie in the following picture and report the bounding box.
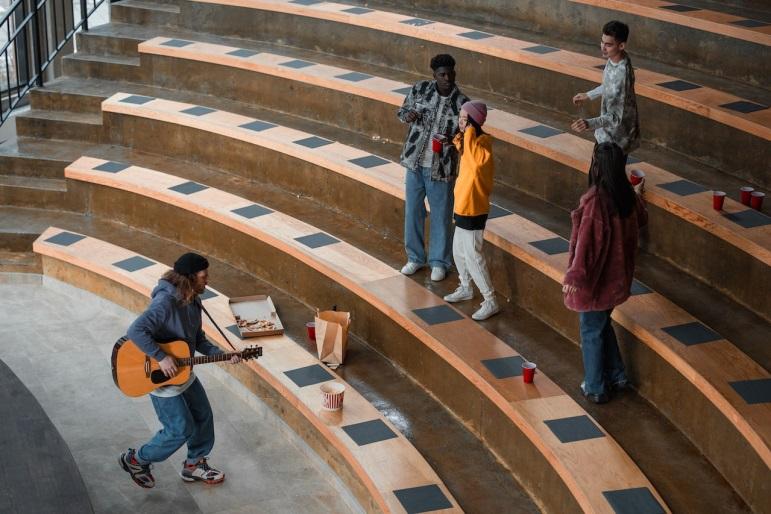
[127,279,223,396]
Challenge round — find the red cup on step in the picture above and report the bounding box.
[431,134,446,153]
[522,361,537,384]
[306,321,316,341]
[712,191,726,210]
[740,187,754,206]
[629,169,645,186]
[751,191,765,211]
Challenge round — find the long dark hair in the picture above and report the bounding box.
[588,142,636,219]
[161,269,197,305]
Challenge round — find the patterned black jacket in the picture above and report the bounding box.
[397,80,469,182]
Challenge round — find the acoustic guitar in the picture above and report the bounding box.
[111,336,262,397]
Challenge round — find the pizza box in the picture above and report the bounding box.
[228,295,284,338]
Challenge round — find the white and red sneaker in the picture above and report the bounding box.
[180,457,225,484]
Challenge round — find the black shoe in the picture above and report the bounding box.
[580,382,609,404]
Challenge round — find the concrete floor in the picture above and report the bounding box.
[0,272,362,514]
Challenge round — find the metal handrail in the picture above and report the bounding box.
[0,0,107,127]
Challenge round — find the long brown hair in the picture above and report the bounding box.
[588,142,636,219]
[161,269,197,305]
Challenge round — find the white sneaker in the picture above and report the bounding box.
[401,262,423,275]
[444,286,473,303]
[430,266,446,282]
[472,298,500,321]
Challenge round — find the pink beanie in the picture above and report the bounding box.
[461,101,487,126]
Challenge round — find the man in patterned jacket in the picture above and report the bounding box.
[397,54,469,282]
[571,20,640,160]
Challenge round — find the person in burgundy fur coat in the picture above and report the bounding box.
[562,142,647,404]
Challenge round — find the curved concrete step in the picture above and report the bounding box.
[59,158,670,513]
[30,45,771,321]
[352,0,771,88]
[170,0,770,188]
[85,93,771,511]
[33,225,463,514]
[0,205,534,513]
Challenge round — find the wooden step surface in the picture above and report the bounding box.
[62,156,669,514]
[33,225,462,514]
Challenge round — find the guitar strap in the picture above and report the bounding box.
[199,301,239,353]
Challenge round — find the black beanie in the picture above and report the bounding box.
[173,253,209,276]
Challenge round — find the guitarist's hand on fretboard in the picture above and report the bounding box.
[229,354,242,364]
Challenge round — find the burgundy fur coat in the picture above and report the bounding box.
[563,186,648,312]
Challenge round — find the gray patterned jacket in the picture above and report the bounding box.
[397,80,469,181]
[586,54,641,154]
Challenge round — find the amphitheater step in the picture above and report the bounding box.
[356,0,770,88]
[7,207,531,513]
[58,154,760,510]
[13,110,103,143]
[0,251,41,274]
[0,131,758,511]
[83,91,762,504]
[111,0,180,27]
[62,53,142,82]
[172,0,769,188]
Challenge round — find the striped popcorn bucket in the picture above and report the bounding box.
[321,382,346,411]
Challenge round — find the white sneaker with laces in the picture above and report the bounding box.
[400,262,423,275]
[430,266,446,282]
[472,298,500,321]
[443,286,473,303]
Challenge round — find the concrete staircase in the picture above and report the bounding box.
[2,0,769,512]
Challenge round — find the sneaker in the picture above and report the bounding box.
[609,380,631,393]
[580,381,609,404]
[443,286,473,303]
[180,457,225,484]
[119,449,155,489]
[400,261,423,275]
[472,298,500,321]
[430,266,446,282]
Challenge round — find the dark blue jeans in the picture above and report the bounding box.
[137,378,214,464]
[579,310,627,395]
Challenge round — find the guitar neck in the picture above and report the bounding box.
[179,352,239,367]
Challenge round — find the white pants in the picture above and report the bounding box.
[453,226,494,300]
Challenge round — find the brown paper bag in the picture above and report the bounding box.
[314,309,351,368]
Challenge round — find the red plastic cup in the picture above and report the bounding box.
[751,191,765,211]
[740,187,754,206]
[522,361,537,384]
[629,169,645,186]
[431,134,446,153]
[305,321,316,341]
[713,191,726,211]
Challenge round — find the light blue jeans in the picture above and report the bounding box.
[579,310,627,395]
[137,378,214,465]
[404,166,454,269]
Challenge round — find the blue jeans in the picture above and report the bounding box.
[404,166,454,269]
[137,378,214,464]
[579,310,627,395]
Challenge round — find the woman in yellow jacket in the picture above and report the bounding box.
[444,101,500,320]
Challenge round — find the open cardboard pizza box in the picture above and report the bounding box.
[228,295,284,338]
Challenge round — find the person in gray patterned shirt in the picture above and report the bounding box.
[397,54,468,282]
[571,20,640,160]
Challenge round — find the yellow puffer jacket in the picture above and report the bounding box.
[452,126,494,217]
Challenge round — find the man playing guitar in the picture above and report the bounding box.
[119,252,241,488]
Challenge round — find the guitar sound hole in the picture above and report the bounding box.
[151,370,171,384]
